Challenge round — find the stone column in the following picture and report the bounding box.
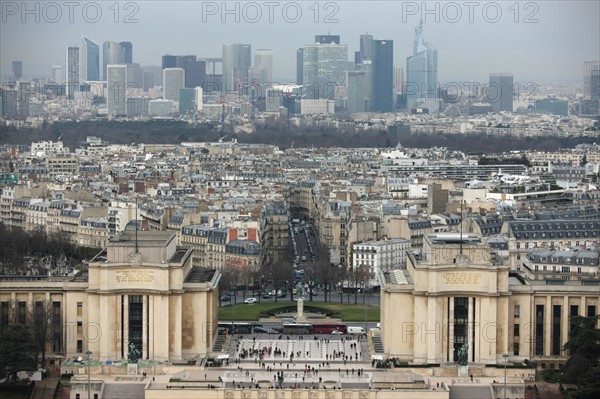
[123,294,129,360]
[148,295,154,359]
[467,297,474,363]
[562,296,569,358]
[142,295,148,359]
[544,296,552,357]
[448,297,454,363]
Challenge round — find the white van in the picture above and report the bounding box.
[347,326,366,335]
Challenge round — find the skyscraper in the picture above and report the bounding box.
[163,68,185,102]
[183,59,206,89]
[179,88,197,114]
[12,61,23,80]
[161,55,205,88]
[584,61,600,100]
[103,41,125,80]
[489,73,514,113]
[66,46,80,99]
[315,35,340,44]
[347,71,367,113]
[81,36,100,81]
[359,34,373,61]
[119,41,133,64]
[406,23,438,112]
[253,49,273,84]
[107,64,127,117]
[296,48,304,84]
[303,42,348,99]
[126,63,144,95]
[222,44,252,91]
[51,65,62,83]
[162,55,179,69]
[371,39,393,112]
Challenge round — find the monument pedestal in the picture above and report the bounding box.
[295,297,307,322]
[458,365,468,378]
[127,363,138,375]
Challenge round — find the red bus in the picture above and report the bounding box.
[311,322,347,334]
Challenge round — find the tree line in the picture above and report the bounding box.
[1,120,597,153]
[217,236,374,307]
[0,225,98,275]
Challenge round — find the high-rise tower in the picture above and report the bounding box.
[81,36,100,81]
[406,23,438,112]
[222,44,251,91]
[371,39,393,112]
[252,49,273,85]
[303,41,347,99]
[119,41,133,64]
[103,41,125,80]
[66,46,80,99]
[584,61,600,100]
[12,61,23,81]
[107,64,127,117]
[489,73,514,113]
[163,68,185,102]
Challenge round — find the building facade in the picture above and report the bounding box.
[381,233,600,370]
[0,231,220,363]
[406,23,438,112]
[489,73,514,113]
[81,36,100,81]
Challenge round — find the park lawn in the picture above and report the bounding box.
[218,300,380,322]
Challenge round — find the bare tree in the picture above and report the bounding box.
[337,266,348,304]
[30,301,54,368]
[218,264,237,306]
[348,266,373,305]
[261,243,294,303]
[312,240,340,303]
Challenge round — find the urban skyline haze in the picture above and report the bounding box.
[1,1,599,83]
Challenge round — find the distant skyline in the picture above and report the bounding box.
[1,1,599,83]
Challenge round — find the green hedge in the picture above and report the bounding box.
[259,305,339,318]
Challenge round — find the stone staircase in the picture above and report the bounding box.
[102,383,145,399]
[213,332,226,351]
[371,334,384,354]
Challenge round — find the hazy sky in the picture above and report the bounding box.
[1,0,599,83]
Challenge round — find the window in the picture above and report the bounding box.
[514,324,520,337]
[18,301,27,324]
[588,305,596,317]
[77,339,83,353]
[552,305,562,356]
[514,342,520,356]
[535,305,544,356]
[77,302,83,317]
[514,305,520,318]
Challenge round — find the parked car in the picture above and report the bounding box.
[262,292,272,299]
[220,295,231,302]
[243,297,257,304]
[253,326,268,333]
[331,330,343,335]
[277,291,286,298]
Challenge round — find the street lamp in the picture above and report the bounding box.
[503,353,509,399]
[86,350,92,399]
[364,299,368,333]
[364,282,369,333]
[230,284,236,333]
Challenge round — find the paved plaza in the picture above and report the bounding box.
[234,336,365,363]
